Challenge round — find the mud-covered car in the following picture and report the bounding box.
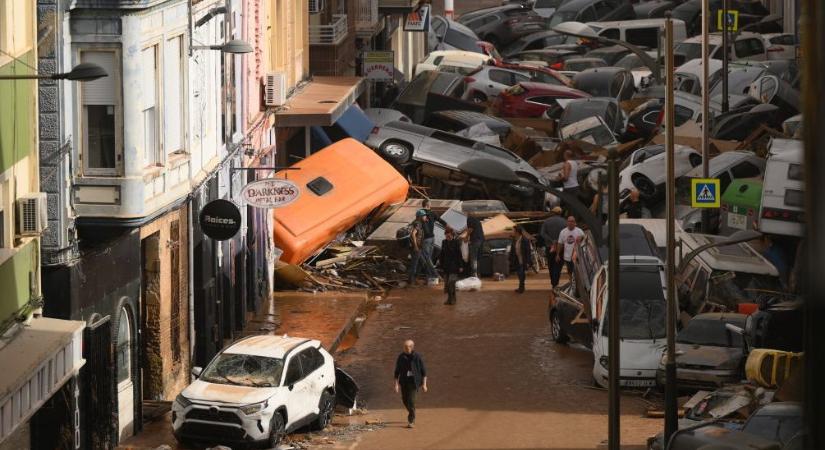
[655,313,748,390]
[172,335,357,448]
[365,121,548,209]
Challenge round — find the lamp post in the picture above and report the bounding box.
[663,13,678,444]
[0,62,108,81]
[191,39,254,54]
[701,0,711,233]
[607,149,621,450]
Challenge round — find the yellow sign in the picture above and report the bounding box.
[691,178,721,208]
[717,9,739,32]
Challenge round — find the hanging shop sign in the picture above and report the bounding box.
[199,199,242,241]
[363,51,395,81]
[240,178,301,208]
[403,5,431,32]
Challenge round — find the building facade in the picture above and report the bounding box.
[0,1,85,448]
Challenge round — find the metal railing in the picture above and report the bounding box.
[309,14,348,46]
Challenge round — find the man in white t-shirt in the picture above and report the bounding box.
[556,216,584,282]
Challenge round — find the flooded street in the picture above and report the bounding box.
[330,274,663,450]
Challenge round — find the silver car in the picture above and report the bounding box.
[365,121,548,207]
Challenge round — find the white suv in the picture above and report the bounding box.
[172,335,337,448]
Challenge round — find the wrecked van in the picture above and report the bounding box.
[272,139,409,264]
[676,232,782,317]
[759,139,804,238]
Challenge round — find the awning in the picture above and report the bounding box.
[0,317,86,441]
[275,77,365,128]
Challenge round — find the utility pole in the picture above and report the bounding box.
[721,0,730,113]
[445,0,454,20]
[663,13,679,444]
[802,0,825,448]
[701,0,711,232]
[607,148,621,450]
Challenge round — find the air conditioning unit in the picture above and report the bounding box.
[309,0,324,14]
[16,193,48,237]
[264,72,287,107]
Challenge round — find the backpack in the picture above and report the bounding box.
[396,224,413,248]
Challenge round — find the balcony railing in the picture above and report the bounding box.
[309,14,349,46]
[356,0,382,38]
[377,0,417,12]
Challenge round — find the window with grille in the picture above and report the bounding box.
[81,51,120,175]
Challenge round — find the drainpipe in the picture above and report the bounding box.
[188,197,196,376]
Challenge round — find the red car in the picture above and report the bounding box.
[477,41,573,87]
[492,82,590,118]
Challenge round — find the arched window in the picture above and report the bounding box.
[116,306,132,384]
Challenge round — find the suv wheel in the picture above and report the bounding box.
[380,141,412,165]
[268,412,286,448]
[550,310,569,344]
[313,391,335,431]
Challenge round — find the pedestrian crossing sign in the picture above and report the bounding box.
[717,9,739,32]
[691,178,721,208]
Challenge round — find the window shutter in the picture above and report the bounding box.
[164,36,183,152]
[81,52,117,105]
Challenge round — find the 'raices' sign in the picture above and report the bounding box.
[241,179,301,208]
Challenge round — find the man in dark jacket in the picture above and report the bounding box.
[464,215,485,277]
[511,225,534,294]
[439,227,463,305]
[394,340,428,428]
[539,207,567,289]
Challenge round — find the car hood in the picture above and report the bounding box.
[676,343,743,369]
[182,379,280,405]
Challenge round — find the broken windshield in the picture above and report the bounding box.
[677,317,746,348]
[200,353,284,388]
[602,266,667,340]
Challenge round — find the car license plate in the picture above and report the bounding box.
[727,212,747,230]
[622,378,655,388]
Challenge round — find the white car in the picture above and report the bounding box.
[591,255,667,389]
[462,65,533,103]
[618,144,702,203]
[172,335,343,448]
[761,33,797,60]
[414,51,491,77]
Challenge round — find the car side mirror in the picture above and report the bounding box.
[191,367,203,378]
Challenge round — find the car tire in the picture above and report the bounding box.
[267,412,286,449]
[471,91,488,104]
[631,174,657,199]
[379,140,412,165]
[312,391,335,431]
[550,310,569,344]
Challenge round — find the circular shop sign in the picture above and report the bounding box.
[240,178,301,209]
[199,199,242,241]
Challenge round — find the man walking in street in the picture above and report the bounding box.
[511,225,534,294]
[439,227,463,305]
[464,214,485,277]
[556,216,584,285]
[407,210,438,286]
[394,340,428,428]
[540,207,567,290]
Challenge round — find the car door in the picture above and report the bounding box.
[298,347,328,414]
[486,69,514,96]
[282,351,312,426]
[591,267,608,358]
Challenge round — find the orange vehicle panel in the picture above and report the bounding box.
[273,138,409,264]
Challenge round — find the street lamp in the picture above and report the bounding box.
[191,39,254,54]
[0,62,107,82]
[676,230,762,275]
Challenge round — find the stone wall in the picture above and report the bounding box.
[139,205,190,400]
